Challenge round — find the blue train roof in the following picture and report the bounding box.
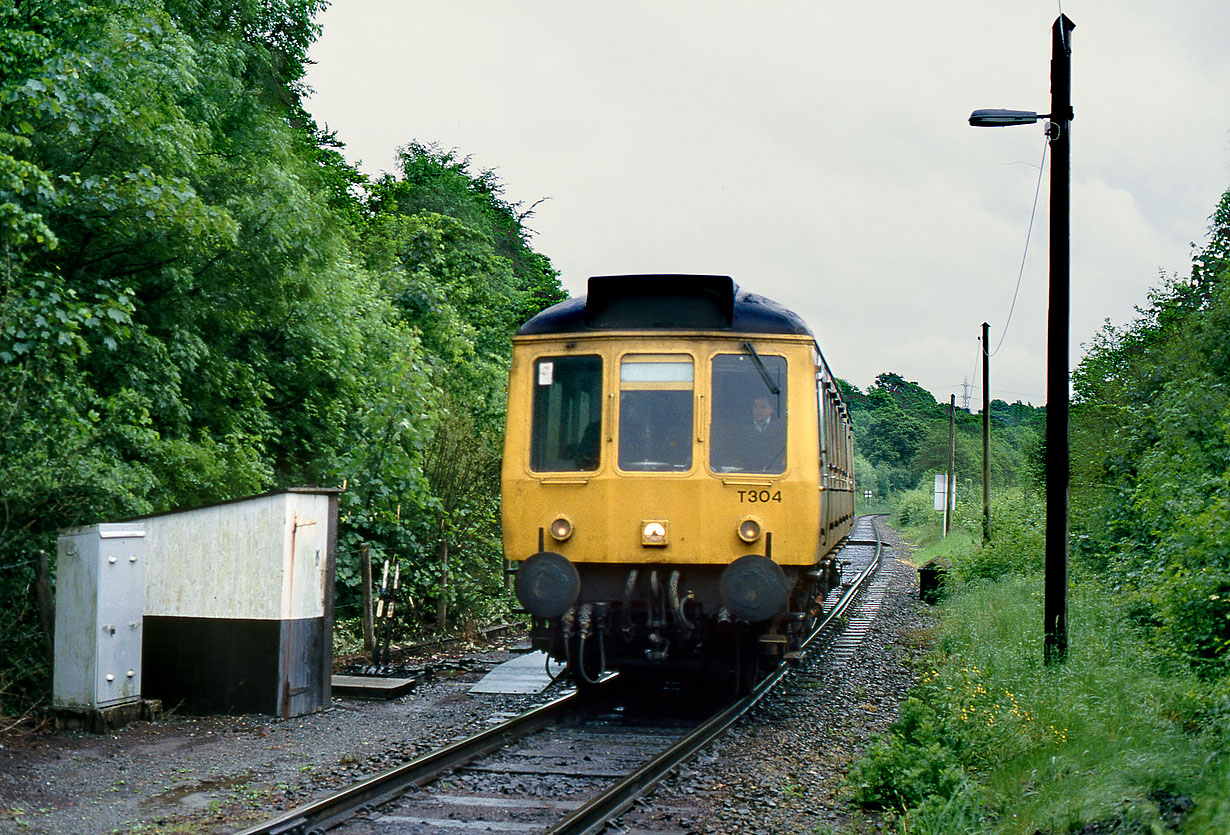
[516,275,814,337]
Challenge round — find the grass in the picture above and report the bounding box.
[927,575,1220,833]
[904,526,976,570]
[847,494,1230,834]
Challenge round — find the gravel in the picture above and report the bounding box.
[629,524,936,834]
[0,525,932,835]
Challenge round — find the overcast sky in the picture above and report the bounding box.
[304,1,1230,406]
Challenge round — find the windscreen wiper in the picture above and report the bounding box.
[741,341,781,396]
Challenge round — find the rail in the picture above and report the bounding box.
[241,514,885,835]
[546,513,885,835]
[236,688,593,835]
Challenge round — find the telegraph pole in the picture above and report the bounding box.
[945,394,956,536]
[1044,15,1074,665]
[968,14,1075,665]
[982,323,991,543]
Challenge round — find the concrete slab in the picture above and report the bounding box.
[468,651,562,695]
[331,674,418,700]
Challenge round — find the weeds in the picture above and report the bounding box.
[849,495,1230,833]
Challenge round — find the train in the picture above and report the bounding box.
[501,274,854,689]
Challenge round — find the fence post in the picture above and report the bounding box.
[360,543,375,653]
[437,525,449,630]
[35,549,55,661]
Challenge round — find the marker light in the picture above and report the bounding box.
[641,521,667,546]
[549,516,573,542]
[738,518,762,543]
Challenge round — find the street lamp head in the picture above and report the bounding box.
[969,108,1044,127]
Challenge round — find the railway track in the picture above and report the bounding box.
[240,515,886,835]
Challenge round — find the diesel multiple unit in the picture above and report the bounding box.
[502,275,853,688]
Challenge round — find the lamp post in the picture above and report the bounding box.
[970,14,1074,664]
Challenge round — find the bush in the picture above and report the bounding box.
[951,488,1044,583]
[892,483,937,531]
[847,698,966,812]
[847,570,1229,833]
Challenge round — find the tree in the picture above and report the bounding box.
[0,0,435,711]
[870,372,943,417]
[860,402,926,469]
[1069,188,1230,676]
[355,144,565,624]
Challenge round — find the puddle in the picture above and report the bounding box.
[140,773,253,810]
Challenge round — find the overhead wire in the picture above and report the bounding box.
[969,332,983,404]
[991,134,1049,357]
[965,2,1063,403]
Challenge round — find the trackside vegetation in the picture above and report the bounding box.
[0,1,563,715]
[846,190,1230,833]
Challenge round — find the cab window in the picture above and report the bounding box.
[618,355,694,472]
[710,353,787,474]
[531,356,602,472]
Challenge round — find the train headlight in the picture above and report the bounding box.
[641,520,668,546]
[737,518,762,543]
[549,516,573,542]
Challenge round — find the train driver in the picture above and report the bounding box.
[741,395,786,472]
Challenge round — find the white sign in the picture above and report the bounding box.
[537,361,554,386]
[934,474,948,512]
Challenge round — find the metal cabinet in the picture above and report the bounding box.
[53,524,145,709]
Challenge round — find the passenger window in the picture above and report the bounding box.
[618,355,694,472]
[530,356,603,472]
[817,377,827,458]
[710,353,787,474]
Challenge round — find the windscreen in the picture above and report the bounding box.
[618,355,694,472]
[530,355,603,472]
[709,353,787,474]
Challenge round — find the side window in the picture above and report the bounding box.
[817,376,827,465]
[618,355,694,472]
[710,353,787,474]
[531,356,603,472]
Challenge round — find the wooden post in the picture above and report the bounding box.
[1045,14,1075,665]
[982,322,992,543]
[360,543,375,653]
[945,395,956,537]
[437,522,449,630]
[35,549,55,661]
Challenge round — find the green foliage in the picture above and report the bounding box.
[891,480,937,531]
[849,572,1228,833]
[1070,188,1230,678]
[847,697,967,812]
[351,142,564,626]
[951,489,1044,582]
[0,0,563,713]
[859,397,925,469]
[846,371,1042,503]
[869,371,942,416]
[894,779,986,835]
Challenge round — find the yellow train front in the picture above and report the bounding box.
[502,275,853,687]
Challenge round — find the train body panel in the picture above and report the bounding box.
[500,275,854,686]
[502,331,824,569]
